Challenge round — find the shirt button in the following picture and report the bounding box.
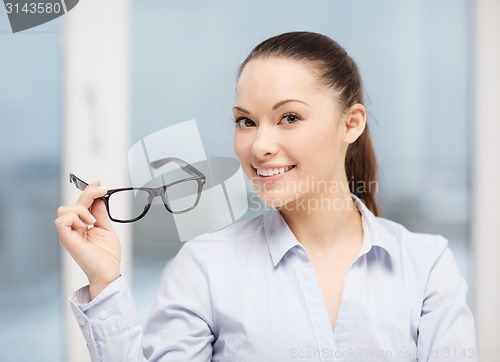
[77,317,87,326]
[98,311,108,320]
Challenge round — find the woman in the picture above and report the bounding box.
[55,32,477,361]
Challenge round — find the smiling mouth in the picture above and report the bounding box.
[255,165,296,177]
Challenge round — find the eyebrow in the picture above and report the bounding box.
[232,99,311,115]
[232,106,251,114]
[272,99,310,110]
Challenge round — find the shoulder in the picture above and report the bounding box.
[171,212,268,264]
[354,195,450,270]
[368,215,467,303]
[371,215,450,271]
[194,212,266,243]
[376,216,448,249]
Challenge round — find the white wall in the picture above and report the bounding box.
[472,0,500,358]
[62,1,131,361]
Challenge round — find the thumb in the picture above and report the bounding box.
[91,198,114,229]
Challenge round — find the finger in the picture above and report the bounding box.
[76,182,108,209]
[57,205,96,225]
[55,212,88,241]
[91,198,114,230]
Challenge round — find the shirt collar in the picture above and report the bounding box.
[263,194,399,268]
[263,207,301,267]
[352,194,399,266]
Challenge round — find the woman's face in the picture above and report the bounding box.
[233,57,350,208]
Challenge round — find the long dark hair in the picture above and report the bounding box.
[238,31,379,216]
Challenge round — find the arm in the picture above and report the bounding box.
[142,241,215,361]
[69,276,145,361]
[57,182,214,361]
[68,241,215,361]
[69,242,215,361]
[417,241,477,361]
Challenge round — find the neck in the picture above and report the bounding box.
[278,187,363,254]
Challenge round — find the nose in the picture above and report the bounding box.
[251,125,279,159]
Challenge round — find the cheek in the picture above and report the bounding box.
[234,132,260,180]
[300,127,342,169]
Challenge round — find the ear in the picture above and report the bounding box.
[342,103,366,144]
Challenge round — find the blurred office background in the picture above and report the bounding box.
[1,0,499,361]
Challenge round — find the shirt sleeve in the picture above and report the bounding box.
[69,240,214,361]
[142,240,215,361]
[69,276,145,361]
[417,237,478,361]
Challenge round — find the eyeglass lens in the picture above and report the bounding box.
[107,189,150,222]
[106,179,200,222]
[164,179,200,212]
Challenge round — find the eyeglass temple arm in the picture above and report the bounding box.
[149,157,203,177]
[69,173,90,191]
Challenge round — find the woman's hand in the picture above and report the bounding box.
[55,181,121,300]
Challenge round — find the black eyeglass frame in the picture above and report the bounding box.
[69,157,206,223]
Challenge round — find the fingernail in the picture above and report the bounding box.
[90,215,97,223]
[90,180,100,186]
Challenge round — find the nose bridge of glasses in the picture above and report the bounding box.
[151,186,172,212]
[149,187,165,201]
[143,187,168,210]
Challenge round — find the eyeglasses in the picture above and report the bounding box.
[70,157,206,223]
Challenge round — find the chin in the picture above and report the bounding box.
[257,192,301,209]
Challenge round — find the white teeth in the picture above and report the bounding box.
[256,166,293,177]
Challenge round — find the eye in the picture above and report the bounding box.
[234,117,256,128]
[279,113,302,125]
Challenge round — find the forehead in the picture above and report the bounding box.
[236,58,330,103]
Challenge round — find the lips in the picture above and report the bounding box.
[254,165,295,177]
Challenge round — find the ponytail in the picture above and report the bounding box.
[345,124,379,216]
